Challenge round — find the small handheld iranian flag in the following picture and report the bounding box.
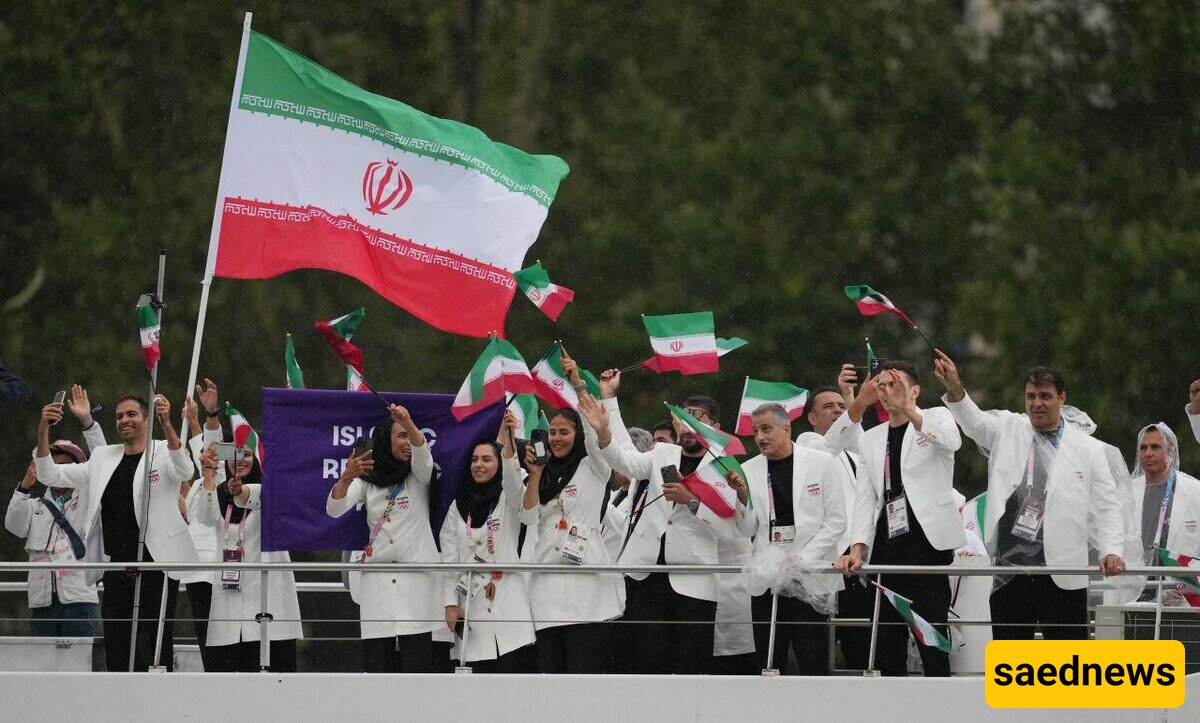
[508,393,546,438]
[315,308,367,390]
[531,342,577,409]
[513,262,575,322]
[452,336,536,420]
[284,334,305,389]
[844,285,915,326]
[136,301,161,371]
[226,403,266,463]
[681,456,745,518]
[1155,547,1200,594]
[869,579,951,653]
[642,335,744,373]
[735,379,809,435]
[666,402,746,456]
[642,312,719,375]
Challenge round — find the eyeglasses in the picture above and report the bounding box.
[683,408,711,423]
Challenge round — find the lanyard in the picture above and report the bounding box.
[365,483,404,556]
[1153,472,1178,549]
[883,441,895,500]
[1024,422,1065,495]
[222,504,251,548]
[465,504,498,552]
[767,472,776,526]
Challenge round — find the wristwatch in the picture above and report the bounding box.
[687,498,700,515]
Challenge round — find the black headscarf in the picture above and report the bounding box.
[455,441,503,528]
[363,415,413,489]
[221,453,262,524]
[538,408,588,505]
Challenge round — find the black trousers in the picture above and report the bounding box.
[622,572,716,674]
[873,573,951,677]
[751,592,829,675]
[185,582,214,671]
[990,574,1088,640]
[535,622,611,674]
[709,652,758,675]
[471,642,537,673]
[207,639,298,672]
[100,569,179,672]
[836,577,876,672]
[362,632,435,673]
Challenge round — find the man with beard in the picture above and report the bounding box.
[579,390,748,674]
[34,392,198,671]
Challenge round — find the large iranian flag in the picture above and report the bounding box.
[735,379,809,435]
[452,337,536,420]
[207,30,569,338]
[642,312,719,375]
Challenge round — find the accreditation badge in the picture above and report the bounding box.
[221,547,243,591]
[770,525,797,545]
[886,495,910,539]
[561,526,587,565]
[1011,497,1045,542]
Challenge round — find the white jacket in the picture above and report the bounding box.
[743,442,847,596]
[193,482,303,645]
[944,393,1123,589]
[7,424,106,607]
[850,407,966,556]
[326,442,442,638]
[799,415,864,554]
[519,413,624,630]
[596,401,744,602]
[1132,471,1200,560]
[183,430,223,586]
[438,458,536,662]
[34,434,199,583]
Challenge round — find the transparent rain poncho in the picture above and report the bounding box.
[745,543,841,614]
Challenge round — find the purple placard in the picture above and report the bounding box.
[260,387,503,551]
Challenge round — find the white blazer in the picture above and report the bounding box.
[193,483,303,646]
[8,424,106,606]
[850,407,966,556]
[596,400,744,603]
[34,435,199,583]
[1132,471,1200,560]
[744,442,847,586]
[944,393,1123,590]
[438,458,536,662]
[519,413,624,630]
[326,442,442,638]
[797,415,862,554]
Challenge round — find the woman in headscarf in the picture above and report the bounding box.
[194,440,303,671]
[519,354,623,673]
[438,411,537,672]
[327,403,443,673]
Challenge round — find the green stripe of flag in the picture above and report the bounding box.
[643,311,714,339]
[240,32,568,207]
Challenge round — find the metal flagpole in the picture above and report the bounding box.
[865,574,882,676]
[258,570,273,670]
[1153,575,1165,641]
[761,591,780,676]
[184,11,253,421]
[130,251,166,672]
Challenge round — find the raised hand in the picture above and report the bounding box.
[342,449,375,482]
[577,392,610,436]
[599,368,621,399]
[183,397,201,435]
[153,394,172,424]
[20,461,37,491]
[559,347,584,388]
[388,403,412,426]
[39,402,64,430]
[933,349,965,402]
[836,364,858,405]
[67,384,93,425]
[1188,378,1200,415]
[195,378,219,415]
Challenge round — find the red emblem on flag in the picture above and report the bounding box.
[670,340,684,352]
[362,159,413,216]
[552,378,565,391]
[529,289,543,301]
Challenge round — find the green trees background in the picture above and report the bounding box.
[1,1,1198,652]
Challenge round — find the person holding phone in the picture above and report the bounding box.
[192,438,303,671]
[327,403,443,673]
[33,389,198,671]
[438,412,537,672]
[518,350,624,674]
[578,378,750,675]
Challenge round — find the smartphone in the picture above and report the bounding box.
[851,366,870,385]
[531,428,550,465]
[214,442,238,462]
[50,391,66,425]
[660,464,681,485]
[354,437,374,456]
